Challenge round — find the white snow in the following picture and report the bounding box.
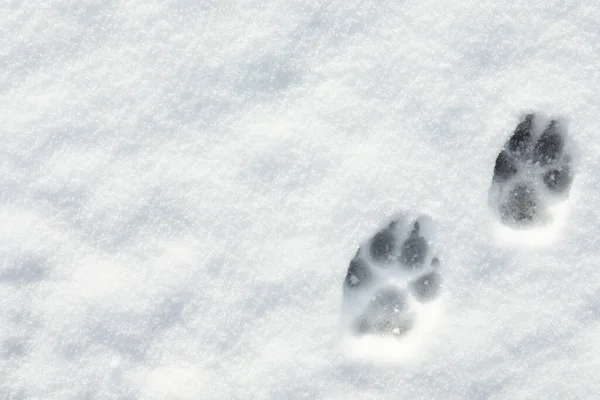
[2,0,600,398]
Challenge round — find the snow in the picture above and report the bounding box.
[2,0,600,398]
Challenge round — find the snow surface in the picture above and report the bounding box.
[2,0,600,398]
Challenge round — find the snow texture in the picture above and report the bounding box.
[2,0,600,399]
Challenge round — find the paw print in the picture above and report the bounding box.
[490,113,574,226]
[343,214,441,338]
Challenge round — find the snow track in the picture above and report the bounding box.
[3,0,600,399]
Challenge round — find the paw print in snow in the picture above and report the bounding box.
[490,113,574,226]
[343,214,441,338]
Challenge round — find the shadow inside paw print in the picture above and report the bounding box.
[343,214,441,338]
[490,113,574,227]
